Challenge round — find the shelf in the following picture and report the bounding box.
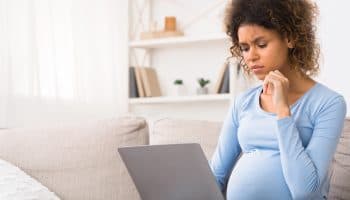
[129,94,232,105]
[129,33,229,49]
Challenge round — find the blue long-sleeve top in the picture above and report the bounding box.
[210,82,347,200]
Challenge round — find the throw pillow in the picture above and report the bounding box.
[0,159,60,200]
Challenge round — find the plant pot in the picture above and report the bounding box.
[174,85,186,96]
[196,87,208,95]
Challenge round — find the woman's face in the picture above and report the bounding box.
[237,24,291,80]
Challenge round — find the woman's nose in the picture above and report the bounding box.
[246,47,259,62]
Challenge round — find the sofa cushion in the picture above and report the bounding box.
[0,117,148,200]
[328,118,350,200]
[150,118,222,160]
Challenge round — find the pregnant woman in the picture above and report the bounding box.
[210,0,347,199]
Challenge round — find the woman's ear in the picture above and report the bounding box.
[285,38,294,49]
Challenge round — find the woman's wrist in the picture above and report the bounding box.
[276,105,291,119]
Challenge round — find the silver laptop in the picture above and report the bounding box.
[118,143,224,200]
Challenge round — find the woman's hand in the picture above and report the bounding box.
[263,70,291,119]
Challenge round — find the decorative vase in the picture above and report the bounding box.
[175,85,186,96]
[196,87,208,95]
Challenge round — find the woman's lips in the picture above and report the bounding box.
[251,65,264,73]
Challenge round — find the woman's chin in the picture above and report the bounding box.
[254,73,266,81]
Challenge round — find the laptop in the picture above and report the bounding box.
[118,143,225,200]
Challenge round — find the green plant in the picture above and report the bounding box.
[197,78,210,88]
[173,79,183,85]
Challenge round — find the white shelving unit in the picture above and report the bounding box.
[129,94,232,105]
[129,33,229,49]
[127,0,238,121]
[128,33,234,105]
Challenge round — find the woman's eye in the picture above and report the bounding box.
[258,44,267,48]
[240,46,249,52]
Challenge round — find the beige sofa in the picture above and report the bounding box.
[0,116,349,200]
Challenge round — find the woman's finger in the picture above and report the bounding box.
[263,75,270,94]
[273,70,284,76]
[272,70,289,83]
[267,71,289,86]
[270,71,286,80]
[265,74,283,90]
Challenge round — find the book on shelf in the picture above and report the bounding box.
[134,67,145,97]
[139,67,162,97]
[129,66,162,98]
[214,62,230,94]
[219,64,230,94]
[129,67,139,98]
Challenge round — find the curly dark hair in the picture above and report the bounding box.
[225,0,320,77]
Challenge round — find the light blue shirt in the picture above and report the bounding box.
[210,83,346,200]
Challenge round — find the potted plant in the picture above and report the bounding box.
[173,79,186,96]
[196,78,210,95]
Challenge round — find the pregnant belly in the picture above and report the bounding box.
[226,150,292,200]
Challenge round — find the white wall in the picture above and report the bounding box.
[317,0,350,116]
[130,101,230,122]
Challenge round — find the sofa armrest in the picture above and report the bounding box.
[0,117,148,200]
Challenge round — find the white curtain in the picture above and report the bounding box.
[0,0,129,128]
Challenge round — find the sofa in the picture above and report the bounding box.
[0,116,349,200]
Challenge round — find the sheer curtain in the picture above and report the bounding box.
[0,0,128,128]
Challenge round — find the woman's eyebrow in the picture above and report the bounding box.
[239,36,266,45]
